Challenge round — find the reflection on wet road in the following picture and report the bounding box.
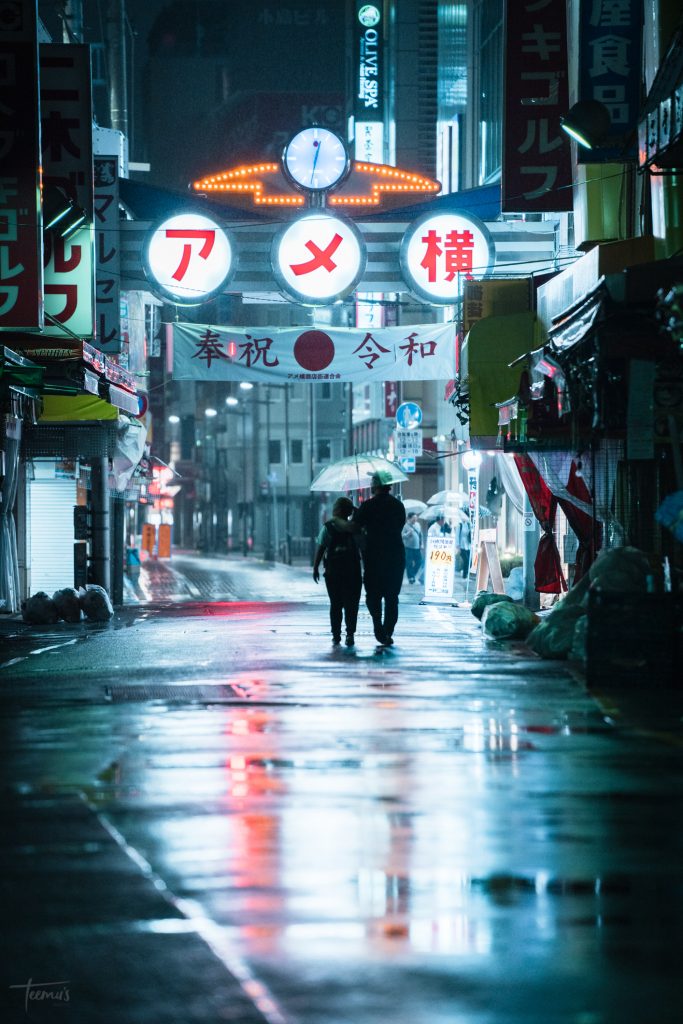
[1,557,682,1024]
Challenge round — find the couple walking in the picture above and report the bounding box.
[312,472,406,647]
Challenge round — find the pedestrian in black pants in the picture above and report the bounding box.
[402,513,423,583]
[313,497,362,647]
[353,472,406,646]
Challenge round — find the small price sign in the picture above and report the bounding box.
[423,534,456,601]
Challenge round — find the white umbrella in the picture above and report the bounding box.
[310,454,407,493]
[427,489,467,506]
[420,504,467,524]
[403,498,427,513]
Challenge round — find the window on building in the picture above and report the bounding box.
[291,439,303,464]
[317,438,331,462]
[268,439,281,464]
[321,382,332,399]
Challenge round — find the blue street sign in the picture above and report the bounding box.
[398,456,416,473]
[396,401,422,429]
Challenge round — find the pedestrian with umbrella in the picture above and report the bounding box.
[353,470,407,646]
[312,496,362,647]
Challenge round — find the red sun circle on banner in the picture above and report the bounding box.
[293,330,335,371]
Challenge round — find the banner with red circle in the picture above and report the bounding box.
[172,321,455,384]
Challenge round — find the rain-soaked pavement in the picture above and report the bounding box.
[0,553,681,1024]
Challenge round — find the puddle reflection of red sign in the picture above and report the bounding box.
[293,330,335,371]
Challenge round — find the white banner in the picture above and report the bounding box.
[173,321,455,384]
[423,534,456,603]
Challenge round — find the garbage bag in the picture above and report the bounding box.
[588,546,651,593]
[52,587,82,623]
[481,601,539,639]
[80,584,114,621]
[526,603,585,659]
[561,569,591,608]
[471,591,513,620]
[22,591,59,625]
[504,566,524,601]
[569,614,588,663]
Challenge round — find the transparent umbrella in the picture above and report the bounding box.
[427,489,467,506]
[419,504,468,524]
[403,498,428,513]
[310,455,407,492]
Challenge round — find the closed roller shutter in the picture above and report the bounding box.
[29,478,76,595]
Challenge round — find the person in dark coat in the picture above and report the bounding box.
[353,471,406,646]
[313,496,362,646]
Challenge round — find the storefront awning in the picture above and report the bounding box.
[465,311,545,448]
[39,394,118,422]
[547,283,607,354]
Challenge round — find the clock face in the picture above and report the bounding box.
[283,128,350,192]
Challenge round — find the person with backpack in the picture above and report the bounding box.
[312,496,362,647]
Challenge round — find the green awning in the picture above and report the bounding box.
[39,394,118,422]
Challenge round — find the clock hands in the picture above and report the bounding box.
[310,139,322,186]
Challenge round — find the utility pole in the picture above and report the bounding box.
[264,386,274,561]
[284,383,291,563]
[308,387,317,564]
[106,0,128,138]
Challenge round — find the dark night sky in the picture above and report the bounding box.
[37,0,347,189]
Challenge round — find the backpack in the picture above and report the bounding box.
[323,521,358,570]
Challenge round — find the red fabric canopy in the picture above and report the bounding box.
[514,454,567,594]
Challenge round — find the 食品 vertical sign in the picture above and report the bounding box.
[502,0,572,212]
[0,0,43,331]
[354,3,384,162]
[577,0,642,163]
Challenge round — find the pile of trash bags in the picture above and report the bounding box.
[22,585,114,625]
[473,546,655,659]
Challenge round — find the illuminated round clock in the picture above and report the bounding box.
[282,127,350,193]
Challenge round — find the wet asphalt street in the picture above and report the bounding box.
[1,554,682,1024]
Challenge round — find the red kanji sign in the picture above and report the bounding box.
[502,0,572,213]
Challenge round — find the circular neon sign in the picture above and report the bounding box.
[271,212,366,305]
[144,212,235,305]
[400,211,494,305]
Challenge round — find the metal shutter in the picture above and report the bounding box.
[28,478,76,595]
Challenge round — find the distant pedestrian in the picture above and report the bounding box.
[402,513,423,583]
[353,471,406,646]
[428,513,452,537]
[455,511,472,578]
[313,497,362,647]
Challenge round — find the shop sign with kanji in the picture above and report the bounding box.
[502,0,572,213]
[173,322,456,384]
[577,0,642,163]
[400,211,495,305]
[271,212,366,305]
[41,44,96,339]
[144,213,235,304]
[0,5,42,330]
